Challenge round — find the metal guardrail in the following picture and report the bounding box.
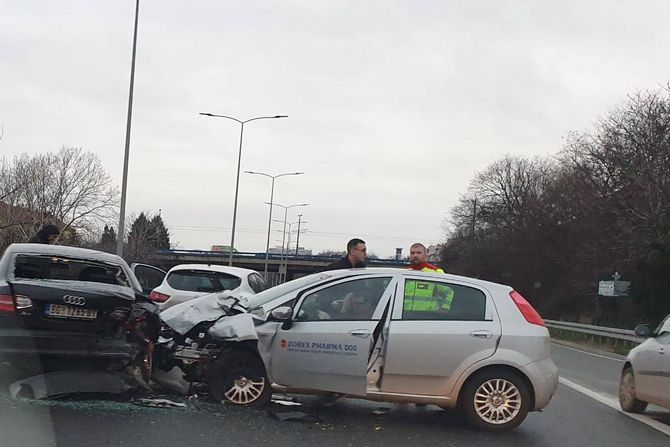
[544,319,646,344]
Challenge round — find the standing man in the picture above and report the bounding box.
[323,238,367,271]
[405,242,453,312]
[408,242,444,273]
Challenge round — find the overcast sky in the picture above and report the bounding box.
[2,1,669,257]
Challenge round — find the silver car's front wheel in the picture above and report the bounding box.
[208,351,271,407]
[462,369,530,431]
[619,367,648,413]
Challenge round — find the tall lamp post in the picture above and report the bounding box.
[199,113,288,265]
[117,0,141,257]
[245,170,304,277]
[267,202,309,282]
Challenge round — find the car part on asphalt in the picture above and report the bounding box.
[131,398,186,409]
[9,370,135,400]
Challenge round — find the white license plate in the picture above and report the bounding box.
[45,304,98,320]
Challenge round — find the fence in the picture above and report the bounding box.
[544,319,645,352]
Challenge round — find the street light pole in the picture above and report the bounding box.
[267,202,309,283]
[117,0,140,257]
[245,171,303,277]
[199,113,288,266]
[295,214,302,255]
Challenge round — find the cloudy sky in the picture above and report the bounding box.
[2,1,669,257]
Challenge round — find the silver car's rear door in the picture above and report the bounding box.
[268,275,396,396]
[381,275,501,396]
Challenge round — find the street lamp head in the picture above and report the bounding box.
[199,112,214,116]
[274,115,289,118]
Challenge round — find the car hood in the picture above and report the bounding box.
[160,290,250,335]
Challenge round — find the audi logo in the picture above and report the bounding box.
[63,295,86,306]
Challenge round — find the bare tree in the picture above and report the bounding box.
[0,147,119,250]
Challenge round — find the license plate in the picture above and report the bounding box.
[45,304,98,320]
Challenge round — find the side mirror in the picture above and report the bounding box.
[271,306,293,321]
[634,324,652,338]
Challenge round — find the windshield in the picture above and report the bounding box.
[246,272,332,309]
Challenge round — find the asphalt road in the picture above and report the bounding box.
[0,343,668,447]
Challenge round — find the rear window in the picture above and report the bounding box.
[166,270,242,293]
[12,254,130,287]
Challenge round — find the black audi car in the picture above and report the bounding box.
[0,244,165,377]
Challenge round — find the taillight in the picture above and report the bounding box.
[0,294,15,312]
[509,290,545,326]
[150,291,170,303]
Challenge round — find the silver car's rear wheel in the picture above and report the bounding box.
[462,369,530,431]
[619,367,648,413]
[474,379,522,424]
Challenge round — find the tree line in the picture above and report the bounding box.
[0,146,169,263]
[441,87,670,327]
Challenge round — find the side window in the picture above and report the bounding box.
[134,265,166,293]
[248,273,268,293]
[296,277,391,322]
[402,280,486,321]
[656,315,670,343]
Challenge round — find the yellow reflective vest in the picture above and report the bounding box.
[404,264,453,311]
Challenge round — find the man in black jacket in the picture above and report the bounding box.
[323,238,367,271]
[30,224,60,244]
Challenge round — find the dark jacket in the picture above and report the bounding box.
[322,255,366,271]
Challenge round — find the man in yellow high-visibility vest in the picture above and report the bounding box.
[404,242,453,312]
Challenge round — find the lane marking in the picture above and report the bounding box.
[559,377,670,437]
[552,342,625,362]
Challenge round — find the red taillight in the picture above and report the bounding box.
[509,290,545,326]
[149,291,170,303]
[0,294,15,312]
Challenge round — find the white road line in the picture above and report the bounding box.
[552,342,625,362]
[559,377,670,437]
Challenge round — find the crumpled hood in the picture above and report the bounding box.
[159,290,250,335]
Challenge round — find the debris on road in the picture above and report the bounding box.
[132,398,186,409]
[271,394,302,406]
[371,407,390,416]
[269,411,322,422]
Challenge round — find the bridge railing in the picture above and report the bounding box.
[157,249,409,266]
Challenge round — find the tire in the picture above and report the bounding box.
[461,369,530,431]
[619,367,648,413]
[208,351,271,407]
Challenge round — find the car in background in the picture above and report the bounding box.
[150,264,268,310]
[0,243,163,377]
[160,268,558,431]
[619,313,670,413]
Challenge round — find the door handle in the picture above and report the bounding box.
[469,330,493,339]
[349,329,370,338]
